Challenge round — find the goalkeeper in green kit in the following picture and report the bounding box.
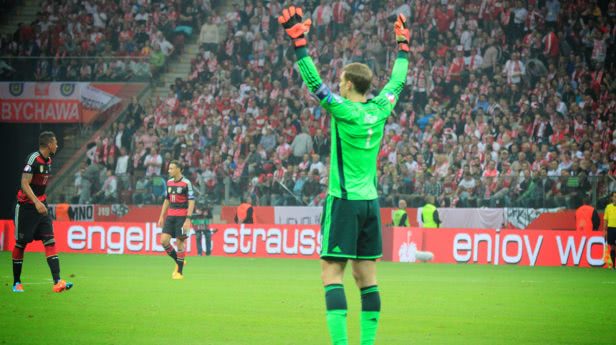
[278,7,410,345]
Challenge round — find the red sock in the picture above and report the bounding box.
[44,244,58,257]
[12,246,24,260]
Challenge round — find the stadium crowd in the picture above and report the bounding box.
[65,0,616,209]
[0,0,211,80]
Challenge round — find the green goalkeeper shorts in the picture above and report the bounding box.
[320,195,382,260]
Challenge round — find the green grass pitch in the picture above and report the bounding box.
[1,252,614,345]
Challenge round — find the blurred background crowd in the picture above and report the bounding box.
[4,0,613,208]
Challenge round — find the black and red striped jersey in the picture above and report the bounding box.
[17,151,51,204]
[166,176,195,216]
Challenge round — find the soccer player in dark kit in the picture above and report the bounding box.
[157,160,195,279]
[12,131,74,293]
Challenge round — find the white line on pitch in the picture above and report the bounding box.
[22,282,52,285]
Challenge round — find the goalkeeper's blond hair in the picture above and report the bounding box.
[342,63,373,95]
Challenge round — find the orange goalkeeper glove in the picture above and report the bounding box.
[278,6,312,48]
[394,13,411,52]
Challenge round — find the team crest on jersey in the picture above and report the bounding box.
[9,83,24,96]
[364,114,377,124]
[40,165,44,173]
[177,187,183,193]
[167,187,172,194]
[385,93,396,104]
[60,83,75,97]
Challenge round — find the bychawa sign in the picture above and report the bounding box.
[0,82,120,123]
[391,227,606,267]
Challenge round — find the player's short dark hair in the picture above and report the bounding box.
[343,63,373,95]
[39,131,56,146]
[169,160,183,171]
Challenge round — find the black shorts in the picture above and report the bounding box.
[607,228,616,246]
[15,203,54,244]
[320,195,382,260]
[163,216,188,238]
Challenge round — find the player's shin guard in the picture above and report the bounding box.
[44,240,61,283]
[176,250,185,274]
[163,243,177,261]
[12,243,26,285]
[360,286,381,345]
[324,284,348,345]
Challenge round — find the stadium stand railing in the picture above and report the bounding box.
[64,171,615,212]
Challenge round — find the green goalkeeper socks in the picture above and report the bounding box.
[324,284,348,345]
[324,284,380,345]
[360,285,381,345]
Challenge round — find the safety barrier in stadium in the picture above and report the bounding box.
[43,204,597,230]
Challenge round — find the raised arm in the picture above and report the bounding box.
[278,6,324,93]
[279,8,410,114]
[295,48,325,94]
[372,14,410,113]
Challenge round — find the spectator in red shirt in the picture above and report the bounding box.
[434,3,454,33]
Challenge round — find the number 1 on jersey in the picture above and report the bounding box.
[366,128,374,148]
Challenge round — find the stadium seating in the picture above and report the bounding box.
[12,0,612,208]
[0,0,207,81]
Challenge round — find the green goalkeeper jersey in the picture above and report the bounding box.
[295,48,409,200]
